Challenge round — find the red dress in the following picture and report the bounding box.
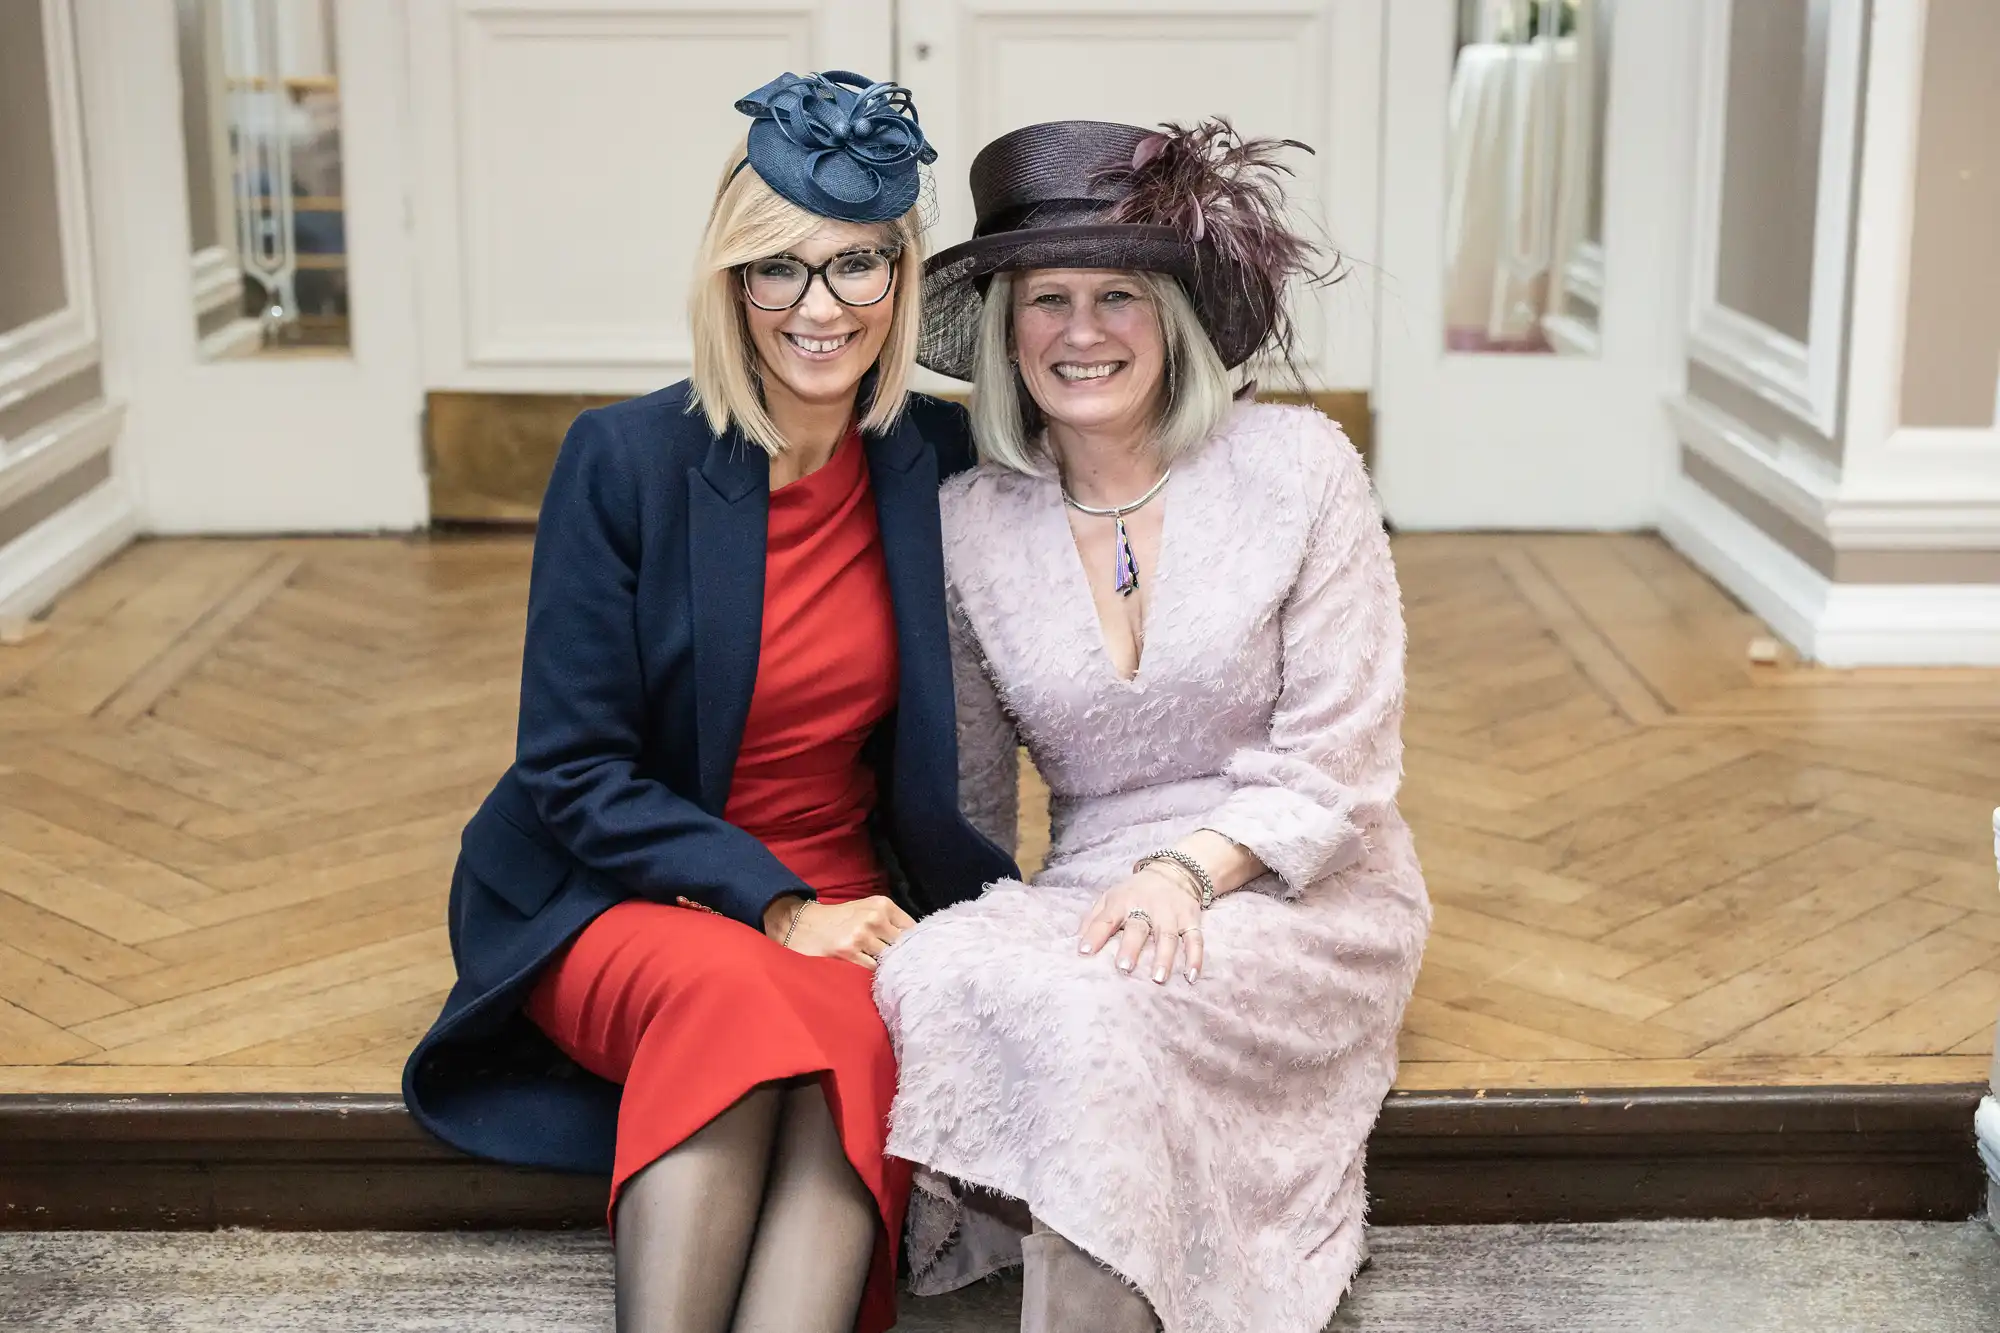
[526,426,908,1332]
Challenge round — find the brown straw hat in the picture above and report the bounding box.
[919,119,1327,380]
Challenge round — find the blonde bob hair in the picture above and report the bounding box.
[688,137,926,456]
[968,270,1235,478]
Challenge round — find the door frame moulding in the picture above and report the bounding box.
[1835,0,2000,500]
[191,247,243,324]
[0,0,101,412]
[0,399,122,516]
[185,0,242,330]
[1564,240,1606,309]
[1666,0,2000,654]
[1682,0,1865,439]
[1542,240,1608,356]
[1670,395,2000,551]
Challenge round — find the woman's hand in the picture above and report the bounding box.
[1078,869,1205,984]
[764,894,915,970]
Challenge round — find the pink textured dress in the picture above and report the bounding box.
[874,403,1430,1333]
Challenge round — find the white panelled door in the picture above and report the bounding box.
[897,0,1384,394]
[408,0,894,397]
[1372,0,1699,530]
[75,0,427,534]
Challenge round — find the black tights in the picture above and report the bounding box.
[611,1079,876,1333]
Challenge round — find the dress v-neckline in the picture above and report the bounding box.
[1053,470,1173,687]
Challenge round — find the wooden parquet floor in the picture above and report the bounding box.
[0,533,1995,1096]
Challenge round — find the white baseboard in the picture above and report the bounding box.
[1815,585,2000,667]
[0,480,138,621]
[1661,475,2000,666]
[1660,473,1828,654]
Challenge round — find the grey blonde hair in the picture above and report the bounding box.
[688,137,926,455]
[968,270,1235,477]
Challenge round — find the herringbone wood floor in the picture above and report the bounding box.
[0,533,1994,1095]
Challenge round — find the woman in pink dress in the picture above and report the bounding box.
[874,120,1431,1333]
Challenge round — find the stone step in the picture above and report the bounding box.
[3,1221,1997,1332]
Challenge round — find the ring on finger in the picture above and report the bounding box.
[1178,925,1201,939]
[1124,909,1153,932]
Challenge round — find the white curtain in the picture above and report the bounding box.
[1443,36,1581,342]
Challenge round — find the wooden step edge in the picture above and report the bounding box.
[1371,1083,1986,1225]
[0,1084,1985,1230]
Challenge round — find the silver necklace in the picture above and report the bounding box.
[1061,469,1170,598]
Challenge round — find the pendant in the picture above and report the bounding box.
[1114,513,1140,597]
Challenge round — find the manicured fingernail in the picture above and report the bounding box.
[1153,967,1167,983]
[1118,958,1132,972]
[1078,940,1092,954]
[1187,969,1199,982]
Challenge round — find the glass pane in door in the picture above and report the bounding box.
[179,0,349,358]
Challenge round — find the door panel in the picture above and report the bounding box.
[1373,0,1699,529]
[898,0,1383,394]
[408,0,894,396]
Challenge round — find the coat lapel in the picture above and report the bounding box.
[687,429,769,813]
[865,414,951,804]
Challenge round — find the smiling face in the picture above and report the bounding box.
[740,221,899,417]
[1011,269,1168,440]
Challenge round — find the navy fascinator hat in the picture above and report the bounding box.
[733,71,936,224]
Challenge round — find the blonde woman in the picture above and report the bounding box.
[875,121,1430,1332]
[404,73,1014,1333]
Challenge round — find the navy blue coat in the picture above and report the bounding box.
[402,381,1020,1175]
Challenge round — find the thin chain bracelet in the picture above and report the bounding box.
[1145,859,1207,908]
[1134,849,1216,909]
[780,898,811,947]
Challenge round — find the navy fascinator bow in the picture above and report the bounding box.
[734,70,937,223]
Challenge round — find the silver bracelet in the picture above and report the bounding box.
[780,898,811,947]
[1134,849,1216,909]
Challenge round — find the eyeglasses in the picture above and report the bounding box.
[739,249,900,311]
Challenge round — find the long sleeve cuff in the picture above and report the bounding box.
[1200,752,1365,897]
